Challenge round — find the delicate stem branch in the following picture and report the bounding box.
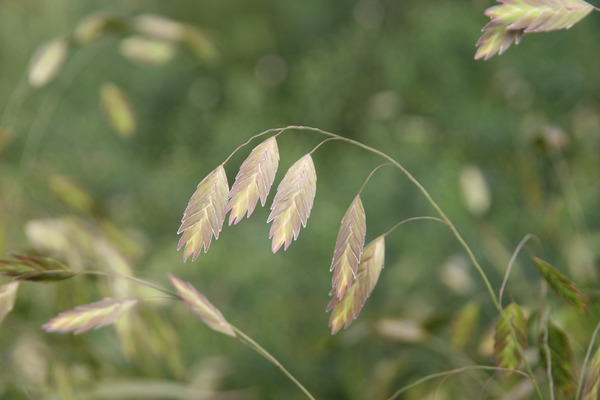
[499,233,535,306]
[222,126,290,165]
[387,365,530,400]
[309,137,341,155]
[284,126,501,306]
[80,270,178,298]
[231,326,316,400]
[358,163,393,196]
[275,125,543,399]
[382,216,447,238]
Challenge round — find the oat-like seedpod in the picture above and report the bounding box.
[177,165,229,261]
[494,302,527,375]
[0,254,76,282]
[532,256,588,313]
[227,137,279,225]
[0,282,18,325]
[540,321,577,396]
[327,236,385,335]
[28,37,69,88]
[267,154,317,253]
[100,82,137,138]
[168,274,235,337]
[330,195,366,299]
[475,0,595,60]
[43,298,138,335]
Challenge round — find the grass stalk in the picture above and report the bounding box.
[278,125,544,399]
[232,326,316,400]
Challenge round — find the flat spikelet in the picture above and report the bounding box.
[327,236,385,335]
[0,282,18,324]
[532,256,588,313]
[168,274,235,337]
[475,26,525,60]
[494,302,527,375]
[28,37,69,88]
[540,321,577,396]
[177,165,229,262]
[267,154,317,253]
[227,137,279,225]
[475,0,595,60]
[0,254,76,282]
[330,196,366,299]
[43,298,138,335]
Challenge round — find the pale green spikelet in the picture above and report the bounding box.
[475,0,595,60]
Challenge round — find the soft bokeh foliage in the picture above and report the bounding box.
[1,0,600,398]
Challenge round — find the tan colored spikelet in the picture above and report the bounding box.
[132,14,186,41]
[43,298,138,335]
[475,26,525,60]
[267,154,317,253]
[227,137,279,225]
[28,37,69,88]
[356,236,385,303]
[532,256,588,313]
[0,282,18,324]
[119,37,176,65]
[475,0,595,60]
[74,12,118,44]
[177,165,229,262]
[450,301,480,349]
[330,195,366,299]
[327,236,385,335]
[494,302,527,375]
[583,343,600,400]
[167,274,235,337]
[100,82,137,138]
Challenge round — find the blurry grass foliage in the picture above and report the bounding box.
[1,1,600,399]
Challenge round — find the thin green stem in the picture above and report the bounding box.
[387,365,530,400]
[231,326,316,400]
[426,335,506,397]
[309,137,341,155]
[80,270,178,298]
[358,163,393,196]
[222,127,289,165]
[499,233,535,306]
[276,125,543,399]
[382,216,447,238]
[284,126,500,306]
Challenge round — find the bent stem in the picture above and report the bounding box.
[387,365,531,400]
[232,326,316,400]
[80,270,179,298]
[287,126,499,306]
[278,125,543,398]
[83,271,315,398]
[499,233,537,306]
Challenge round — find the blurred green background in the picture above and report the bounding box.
[1,0,600,399]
